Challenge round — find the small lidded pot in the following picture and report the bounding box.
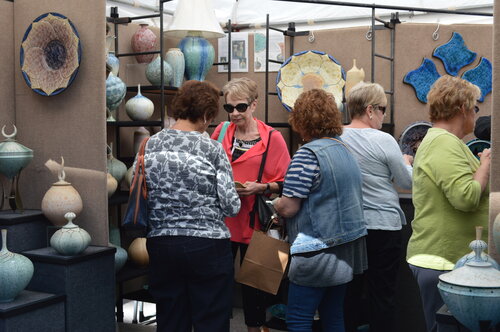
[50,212,91,256]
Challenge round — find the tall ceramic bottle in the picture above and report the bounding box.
[0,229,34,302]
[165,48,185,87]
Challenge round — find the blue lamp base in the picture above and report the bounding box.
[178,35,215,81]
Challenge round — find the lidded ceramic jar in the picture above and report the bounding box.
[0,229,34,302]
[50,212,91,256]
[125,84,155,121]
[438,227,500,332]
[41,157,83,226]
[107,143,127,184]
[0,125,34,179]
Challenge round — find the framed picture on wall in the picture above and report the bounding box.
[218,32,249,73]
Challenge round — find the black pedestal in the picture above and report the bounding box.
[0,290,65,332]
[0,210,50,253]
[22,246,116,332]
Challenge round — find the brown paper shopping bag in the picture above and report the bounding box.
[236,230,290,295]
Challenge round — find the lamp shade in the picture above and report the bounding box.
[165,0,225,39]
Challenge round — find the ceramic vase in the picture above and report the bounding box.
[106,143,127,184]
[106,73,126,110]
[106,51,120,76]
[494,213,500,256]
[0,229,34,303]
[345,59,365,97]
[131,24,156,63]
[0,125,34,179]
[133,127,150,155]
[165,48,185,87]
[145,56,173,86]
[41,157,83,227]
[124,166,134,189]
[107,173,118,198]
[50,212,91,256]
[178,35,215,81]
[125,85,155,121]
[111,243,128,272]
[128,237,149,267]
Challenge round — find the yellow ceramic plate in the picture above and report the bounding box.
[277,50,345,112]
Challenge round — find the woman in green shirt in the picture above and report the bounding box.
[406,75,491,332]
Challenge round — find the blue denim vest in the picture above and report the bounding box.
[287,137,367,255]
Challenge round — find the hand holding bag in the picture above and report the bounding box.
[122,137,150,230]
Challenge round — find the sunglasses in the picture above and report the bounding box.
[377,105,387,114]
[223,103,250,113]
[474,105,479,113]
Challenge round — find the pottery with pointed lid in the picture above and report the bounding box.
[0,125,34,179]
[50,212,91,256]
[41,157,83,226]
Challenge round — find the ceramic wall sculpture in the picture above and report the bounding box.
[178,35,215,81]
[0,229,34,303]
[41,157,83,226]
[165,48,185,87]
[131,24,156,63]
[106,143,127,183]
[145,56,173,86]
[50,212,91,256]
[128,237,149,267]
[461,57,492,102]
[403,58,441,104]
[345,59,365,97]
[20,12,81,96]
[0,125,34,211]
[106,51,120,76]
[433,32,477,76]
[125,85,155,121]
[276,50,345,112]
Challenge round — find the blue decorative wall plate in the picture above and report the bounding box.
[403,58,441,103]
[461,57,492,103]
[20,12,82,97]
[433,32,476,76]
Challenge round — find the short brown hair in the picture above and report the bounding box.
[172,80,220,123]
[289,89,343,140]
[347,82,386,119]
[222,77,258,103]
[427,75,481,122]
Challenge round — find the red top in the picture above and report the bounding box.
[211,119,291,244]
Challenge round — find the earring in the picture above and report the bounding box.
[369,114,373,119]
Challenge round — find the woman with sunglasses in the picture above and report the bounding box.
[341,82,413,332]
[211,77,291,332]
[407,76,490,332]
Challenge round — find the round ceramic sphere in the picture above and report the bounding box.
[125,88,155,121]
[128,237,149,267]
[41,181,83,226]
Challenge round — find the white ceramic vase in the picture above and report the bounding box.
[125,85,155,121]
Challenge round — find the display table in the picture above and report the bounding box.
[0,290,65,332]
[22,246,116,332]
[0,210,50,253]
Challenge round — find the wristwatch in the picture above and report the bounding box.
[263,183,271,195]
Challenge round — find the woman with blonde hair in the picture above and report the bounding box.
[407,75,490,332]
[274,89,367,332]
[341,82,413,332]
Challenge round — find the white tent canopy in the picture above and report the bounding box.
[106,0,493,31]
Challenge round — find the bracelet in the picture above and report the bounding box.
[263,183,271,195]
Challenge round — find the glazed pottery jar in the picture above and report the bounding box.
[107,173,118,198]
[106,51,120,76]
[178,33,215,81]
[165,48,185,87]
[124,166,134,189]
[107,143,127,184]
[133,127,150,155]
[106,73,126,110]
[125,85,155,121]
[0,125,34,179]
[145,56,173,86]
[131,24,156,63]
[438,227,500,332]
[110,243,128,272]
[128,237,149,267]
[41,157,83,227]
[0,229,34,302]
[50,212,91,256]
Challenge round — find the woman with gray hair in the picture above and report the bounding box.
[341,82,413,332]
[407,75,490,332]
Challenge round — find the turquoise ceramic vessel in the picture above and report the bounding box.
[0,229,34,302]
[106,143,127,183]
[0,125,34,179]
[107,52,120,76]
[165,48,185,87]
[145,56,173,86]
[111,244,128,272]
[106,73,126,109]
[50,212,91,256]
[178,35,214,81]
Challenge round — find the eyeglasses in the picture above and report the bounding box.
[377,105,387,114]
[474,105,479,113]
[223,103,250,113]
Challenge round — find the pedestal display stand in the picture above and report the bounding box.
[0,210,50,253]
[22,246,116,332]
[0,290,65,332]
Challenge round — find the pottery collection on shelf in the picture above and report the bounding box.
[165,48,185,87]
[131,24,156,63]
[125,84,155,121]
[0,229,34,303]
[50,212,91,256]
[41,157,83,227]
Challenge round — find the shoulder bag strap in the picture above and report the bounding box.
[217,121,231,143]
[130,137,150,200]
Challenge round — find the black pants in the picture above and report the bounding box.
[232,241,271,328]
[147,236,234,332]
[344,229,402,332]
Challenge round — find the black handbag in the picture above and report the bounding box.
[250,130,276,230]
[122,137,150,230]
